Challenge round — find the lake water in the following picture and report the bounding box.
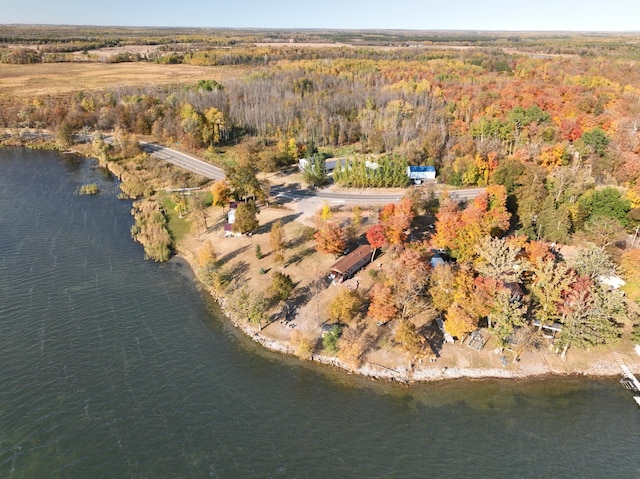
[1,148,639,478]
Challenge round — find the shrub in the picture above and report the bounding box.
[130,199,172,262]
[78,183,99,195]
[322,325,341,354]
[269,272,294,302]
[291,330,315,359]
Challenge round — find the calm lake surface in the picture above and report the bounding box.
[1,148,639,478]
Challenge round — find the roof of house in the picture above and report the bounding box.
[504,282,525,298]
[407,165,436,172]
[598,274,626,289]
[330,245,373,275]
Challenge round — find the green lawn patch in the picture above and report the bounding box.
[160,193,191,242]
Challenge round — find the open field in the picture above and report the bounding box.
[0,62,250,97]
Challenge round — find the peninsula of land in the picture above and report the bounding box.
[2,26,640,384]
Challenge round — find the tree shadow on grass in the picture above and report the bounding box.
[285,247,315,268]
[420,321,444,358]
[286,229,316,250]
[216,244,251,267]
[256,212,303,235]
[220,261,249,285]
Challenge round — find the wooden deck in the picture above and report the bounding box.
[614,353,640,407]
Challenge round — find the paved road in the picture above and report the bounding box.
[10,129,484,205]
[139,142,226,181]
[3,131,484,207]
[138,141,485,204]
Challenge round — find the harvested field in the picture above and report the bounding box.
[0,63,250,97]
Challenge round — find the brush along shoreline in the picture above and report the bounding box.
[178,252,640,384]
[6,137,639,384]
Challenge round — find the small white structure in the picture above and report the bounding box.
[299,157,348,173]
[407,165,436,184]
[298,158,311,171]
[430,256,445,268]
[598,274,626,289]
[227,208,236,225]
[224,201,241,237]
[325,158,348,173]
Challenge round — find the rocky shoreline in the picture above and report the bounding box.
[6,137,639,384]
[178,252,640,384]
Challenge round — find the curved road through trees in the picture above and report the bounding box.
[140,141,485,205]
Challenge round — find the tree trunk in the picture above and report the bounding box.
[560,343,569,361]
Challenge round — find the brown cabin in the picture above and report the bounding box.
[330,245,373,282]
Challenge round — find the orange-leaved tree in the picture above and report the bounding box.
[211,180,231,211]
[315,222,346,256]
[432,185,510,263]
[367,283,397,324]
[366,223,386,259]
[378,198,415,247]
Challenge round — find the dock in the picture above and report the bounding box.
[614,353,640,407]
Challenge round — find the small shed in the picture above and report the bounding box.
[224,201,239,235]
[407,165,436,184]
[330,245,373,282]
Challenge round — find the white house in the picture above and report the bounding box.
[407,165,436,184]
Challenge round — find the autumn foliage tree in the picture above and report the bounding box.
[270,219,286,262]
[366,223,386,257]
[268,272,294,302]
[328,289,366,324]
[367,283,397,324]
[428,262,457,313]
[387,248,430,320]
[530,257,574,326]
[315,222,346,256]
[394,319,424,355]
[556,277,622,359]
[196,240,217,270]
[377,198,415,247]
[474,235,528,283]
[232,201,259,234]
[432,186,510,262]
[490,290,527,347]
[444,303,478,339]
[211,180,231,210]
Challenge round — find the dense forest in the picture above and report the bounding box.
[4,32,640,245]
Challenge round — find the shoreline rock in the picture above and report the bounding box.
[178,254,638,384]
[6,138,637,384]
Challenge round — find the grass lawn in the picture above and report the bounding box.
[160,193,192,242]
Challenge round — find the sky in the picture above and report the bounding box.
[2,0,640,32]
